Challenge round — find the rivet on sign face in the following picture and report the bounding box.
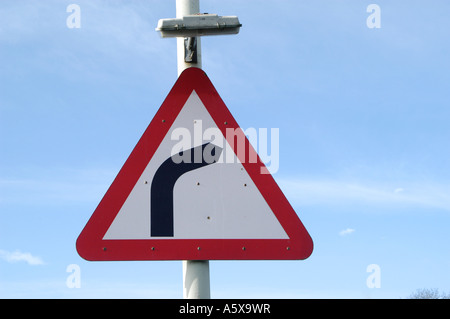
[224,121,228,125]
[151,247,155,251]
[242,247,246,251]
[286,247,290,251]
[197,182,200,186]
[197,247,201,251]
[244,183,247,187]
[102,247,107,251]
[162,119,166,123]
[144,181,148,184]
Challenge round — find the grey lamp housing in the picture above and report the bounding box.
[156,14,242,38]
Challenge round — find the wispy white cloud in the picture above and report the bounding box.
[0,168,115,206]
[278,178,450,212]
[339,228,355,236]
[0,250,45,266]
[0,1,172,84]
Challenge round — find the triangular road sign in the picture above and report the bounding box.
[76,67,313,261]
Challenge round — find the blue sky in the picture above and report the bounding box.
[1,0,449,298]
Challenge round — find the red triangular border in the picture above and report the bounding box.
[76,68,313,261]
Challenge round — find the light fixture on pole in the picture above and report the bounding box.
[156,13,242,70]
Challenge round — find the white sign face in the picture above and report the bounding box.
[103,91,288,240]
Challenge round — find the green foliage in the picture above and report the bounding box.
[408,288,450,299]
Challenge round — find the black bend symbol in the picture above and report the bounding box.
[150,143,223,237]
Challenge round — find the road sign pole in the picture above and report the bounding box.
[182,259,210,299]
[176,0,202,76]
[176,0,211,299]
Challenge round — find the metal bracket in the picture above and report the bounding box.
[184,37,197,63]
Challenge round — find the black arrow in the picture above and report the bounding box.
[150,143,223,237]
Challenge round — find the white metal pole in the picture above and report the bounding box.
[176,0,202,76]
[176,0,211,299]
[182,260,211,299]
